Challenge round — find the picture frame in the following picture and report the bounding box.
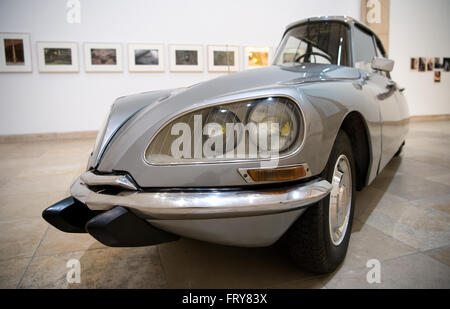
[418,57,426,72]
[426,58,434,71]
[37,41,79,72]
[84,43,123,72]
[0,32,32,72]
[443,58,450,72]
[128,43,164,72]
[244,46,271,70]
[410,57,417,71]
[434,71,441,83]
[169,44,203,72]
[434,57,442,69]
[207,45,240,73]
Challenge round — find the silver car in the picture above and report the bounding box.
[43,16,409,273]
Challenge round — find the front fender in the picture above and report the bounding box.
[299,80,381,184]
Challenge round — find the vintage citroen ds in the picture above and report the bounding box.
[43,16,409,273]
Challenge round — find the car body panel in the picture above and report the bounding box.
[367,72,408,172]
[147,209,306,247]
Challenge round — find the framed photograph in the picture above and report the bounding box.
[128,43,164,72]
[169,45,203,72]
[207,45,239,72]
[434,57,442,69]
[84,43,123,72]
[418,57,426,72]
[244,46,271,70]
[410,57,417,71]
[37,42,78,72]
[426,58,434,71]
[0,32,32,72]
[443,58,450,72]
[434,71,441,83]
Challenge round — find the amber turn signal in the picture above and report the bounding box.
[244,164,310,182]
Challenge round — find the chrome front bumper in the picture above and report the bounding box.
[70,171,331,247]
[71,172,332,220]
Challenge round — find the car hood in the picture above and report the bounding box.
[122,64,359,123]
[93,64,359,171]
[125,64,360,131]
[164,64,359,104]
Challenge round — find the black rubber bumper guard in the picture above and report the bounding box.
[42,197,179,247]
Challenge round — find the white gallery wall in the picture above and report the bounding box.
[0,0,361,135]
[0,0,448,136]
[389,0,450,116]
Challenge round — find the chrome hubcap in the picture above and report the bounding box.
[329,154,352,246]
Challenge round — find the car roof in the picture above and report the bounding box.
[285,15,375,36]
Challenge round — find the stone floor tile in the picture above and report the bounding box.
[0,218,48,261]
[158,238,319,289]
[19,247,165,288]
[324,253,450,289]
[0,257,31,288]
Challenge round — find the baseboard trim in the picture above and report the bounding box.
[0,131,98,143]
[409,114,450,121]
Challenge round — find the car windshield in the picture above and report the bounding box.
[274,21,350,67]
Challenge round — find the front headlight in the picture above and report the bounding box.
[145,96,303,164]
[247,97,300,152]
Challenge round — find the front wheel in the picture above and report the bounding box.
[284,130,356,273]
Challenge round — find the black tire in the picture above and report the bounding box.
[284,130,356,273]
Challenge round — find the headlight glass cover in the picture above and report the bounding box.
[145,97,303,164]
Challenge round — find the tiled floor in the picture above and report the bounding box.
[0,120,449,288]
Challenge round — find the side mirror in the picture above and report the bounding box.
[371,57,394,72]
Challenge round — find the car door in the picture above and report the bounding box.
[352,25,405,174]
[372,36,409,171]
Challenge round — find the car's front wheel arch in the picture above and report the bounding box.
[338,111,371,191]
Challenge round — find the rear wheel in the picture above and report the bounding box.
[284,130,356,273]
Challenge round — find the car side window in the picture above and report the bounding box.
[353,26,376,72]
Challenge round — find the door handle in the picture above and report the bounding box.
[378,80,397,100]
[386,81,396,89]
[354,72,371,89]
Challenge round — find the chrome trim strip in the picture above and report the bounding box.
[142,93,307,166]
[279,76,360,86]
[80,171,138,191]
[71,177,331,220]
[237,163,312,183]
